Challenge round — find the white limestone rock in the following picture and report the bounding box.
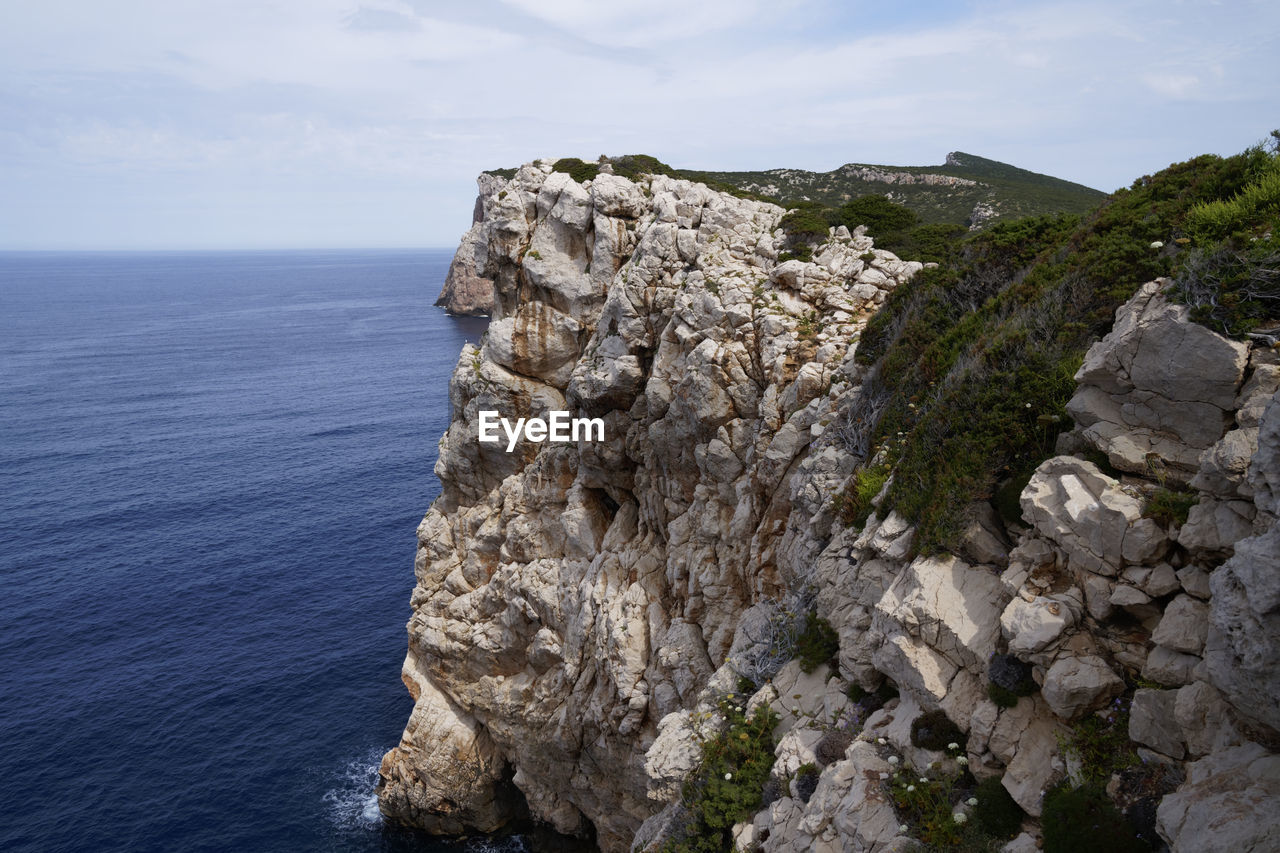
[1040,654,1125,721]
[1156,742,1280,852]
[1204,523,1280,733]
[1129,687,1184,758]
[1000,595,1079,656]
[1151,594,1210,656]
[1020,456,1162,576]
[1067,280,1247,483]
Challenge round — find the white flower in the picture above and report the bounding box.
[724,773,732,780]
[1024,402,1032,409]
[899,824,909,834]
[953,812,968,824]
[1150,241,1164,249]
[887,756,899,765]
[967,797,979,806]
[919,777,928,783]
[947,742,959,750]
[907,785,916,792]
[956,756,969,766]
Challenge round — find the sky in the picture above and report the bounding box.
[1,0,1277,250]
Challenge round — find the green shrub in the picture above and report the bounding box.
[835,147,1273,554]
[610,154,677,181]
[1059,699,1139,785]
[837,194,918,236]
[1041,784,1149,853]
[664,704,780,853]
[987,683,1021,708]
[794,763,820,803]
[972,776,1024,839]
[888,743,991,850]
[987,654,1037,696]
[992,470,1034,526]
[779,201,831,247]
[910,710,966,752]
[837,463,890,527]
[551,157,600,183]
[778,246,812,263]
[796,612,839,673]
[1185,155,1280,242]
[1144,487,1198,526]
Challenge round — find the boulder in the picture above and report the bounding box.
[1041,654,1125,721]
[1129,688,1184,758]
[1067,280,1247,483]
[1204,524,1280,733]
[1151,594,1210,656]
[1156,742,1280,852]
[1000,594,1079,655]
[1020,456,1158,576]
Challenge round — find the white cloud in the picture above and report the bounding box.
[1,0,1277,247]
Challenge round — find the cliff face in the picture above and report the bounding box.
[379,160,921,848]
[382,161,1280,853]
[434,173,504,316]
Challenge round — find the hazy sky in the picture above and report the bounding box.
[2,0,1277,249]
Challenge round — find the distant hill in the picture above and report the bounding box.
[485,152,1106,228]
[690,151,1106,227]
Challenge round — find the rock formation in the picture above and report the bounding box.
[433,173,505,315]
[382,160,1280,853]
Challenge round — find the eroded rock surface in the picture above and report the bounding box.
[380,161,921,850]
[389,167,1280,853]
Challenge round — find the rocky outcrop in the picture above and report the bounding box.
[389,162,1279,853]
[434,173,506,315]
[379,160,922,851]
[1066,280,1248,484]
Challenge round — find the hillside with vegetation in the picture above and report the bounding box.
[486,151,1106,230]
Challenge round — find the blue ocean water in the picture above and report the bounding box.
[0,250,542,852]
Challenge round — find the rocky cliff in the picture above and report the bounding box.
[434,173,505,315]
[381,159,1280,853]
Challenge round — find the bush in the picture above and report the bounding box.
[1172,238,1280,338]
[815,728,855,766]
[988,654,1037,695]
[987,683,1021,709]
[837,146,1274,554]
[1059,698,1139,784]
[1041,784,1149,853]
[836,194,918,236]
[910,710,966,752]
[1144,487,1198,526]
[551,157,600,183]
[794,763,820,803]
[796,612,839,673]
[838,463,891,528]
[972,776,1024,839]
[665,704,780,853]
[779,201,831,247]
[1184,154,1280,242]
[759,775,782,809]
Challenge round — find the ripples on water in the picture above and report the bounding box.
[0,250,537,852]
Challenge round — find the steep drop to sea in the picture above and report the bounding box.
[380,158,1280,852]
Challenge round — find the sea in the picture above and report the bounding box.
[0,250,566,852]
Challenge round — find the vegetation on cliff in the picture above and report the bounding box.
[487,150,1105,229]
[835,139,1280,553]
